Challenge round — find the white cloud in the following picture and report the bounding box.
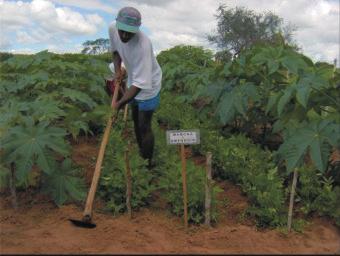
[0,1,33,29]
[117,0,339,64]
[50,0,115,13]
[1,0,338,65]
[52,7,103,34]
[121,0,218,51]
[0,0,105,51]
[124,0,171,7]
[16,31,39,44]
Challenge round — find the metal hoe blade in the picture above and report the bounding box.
[69,217,96,229]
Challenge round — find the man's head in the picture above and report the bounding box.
[116,7,141,43]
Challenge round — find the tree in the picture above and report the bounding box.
[214,50,233,63]
[81,38,110,55]
[208,5,297,60]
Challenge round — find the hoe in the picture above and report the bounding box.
[69,75,122,228]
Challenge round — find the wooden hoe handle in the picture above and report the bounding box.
[83,76,122,220]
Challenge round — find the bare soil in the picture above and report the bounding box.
[1,138,339,254]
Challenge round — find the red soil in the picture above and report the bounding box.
[1,138,339,254]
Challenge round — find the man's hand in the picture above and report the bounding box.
[115,68,126,85]
[105,67,126,97]
[111,101,120,122]
[112,100,122,110]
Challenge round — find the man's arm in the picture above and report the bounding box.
[111,51,140,109]
[115,85,141,109]
[112,51,122,75]
[112,51,127,94]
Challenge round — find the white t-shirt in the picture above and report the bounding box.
[108,23,162,100]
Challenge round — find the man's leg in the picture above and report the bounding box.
[138,110,154,168]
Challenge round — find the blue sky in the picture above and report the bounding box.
[0,0,339,65]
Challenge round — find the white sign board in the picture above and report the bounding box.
[166,130,200,145]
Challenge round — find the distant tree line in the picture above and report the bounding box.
[81,38,110,55]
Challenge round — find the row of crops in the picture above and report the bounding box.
[0,51,112,205]
[0,40,339,229]
[154,43,340,227]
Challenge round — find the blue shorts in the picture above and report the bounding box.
[130,92,160,111]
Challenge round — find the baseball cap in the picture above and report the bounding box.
[116,7,141,33]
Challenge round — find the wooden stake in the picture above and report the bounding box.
[205,152,212,227]
[180,144,188,230]
[288,168,298,232]
[124,147,132,220]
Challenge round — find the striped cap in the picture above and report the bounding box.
[116,7,141,33]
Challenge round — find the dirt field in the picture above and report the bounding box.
[1,138,339,254]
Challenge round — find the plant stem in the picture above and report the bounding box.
[288,168,298,232]
[205,152,212,227]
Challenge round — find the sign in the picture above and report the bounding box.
[166,130,200,145]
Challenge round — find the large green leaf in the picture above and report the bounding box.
[265,92,281,115]
[295,83,311,108]
[216,92,235,125]
[297,71,328,91]
[251,46,283,76]
[1,118,70,181]
[29,99,66,122]
[268,59,279,75]
[280,52,308,74]
[61,88,97,109]
[315,63,335,81]
[4,55,33,70]
[278,120,336,172]
[43,158,86,206]
[215,81,260,125]
[243,82,260,101]
[33,50,53,65]
[4,74,34,93]
[292,70,330,109]
[277,86,295,116]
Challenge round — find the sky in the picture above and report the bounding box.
[0,0,339,66]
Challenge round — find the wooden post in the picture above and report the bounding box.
[124,147,132,220]
[9,163,18,209]
[205,152,212,227]
[180,144,188,230]
[288,168,298,232]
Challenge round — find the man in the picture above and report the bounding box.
[108,6,162,168]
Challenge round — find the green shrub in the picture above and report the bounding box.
[298,167,340,226]
[99,123,156,215]
[156,91,286,227]
[209,134,286,227]
[244,167,286,227]
[157,45,215,96]
[151,119,221,224]
[159,156,221,224]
